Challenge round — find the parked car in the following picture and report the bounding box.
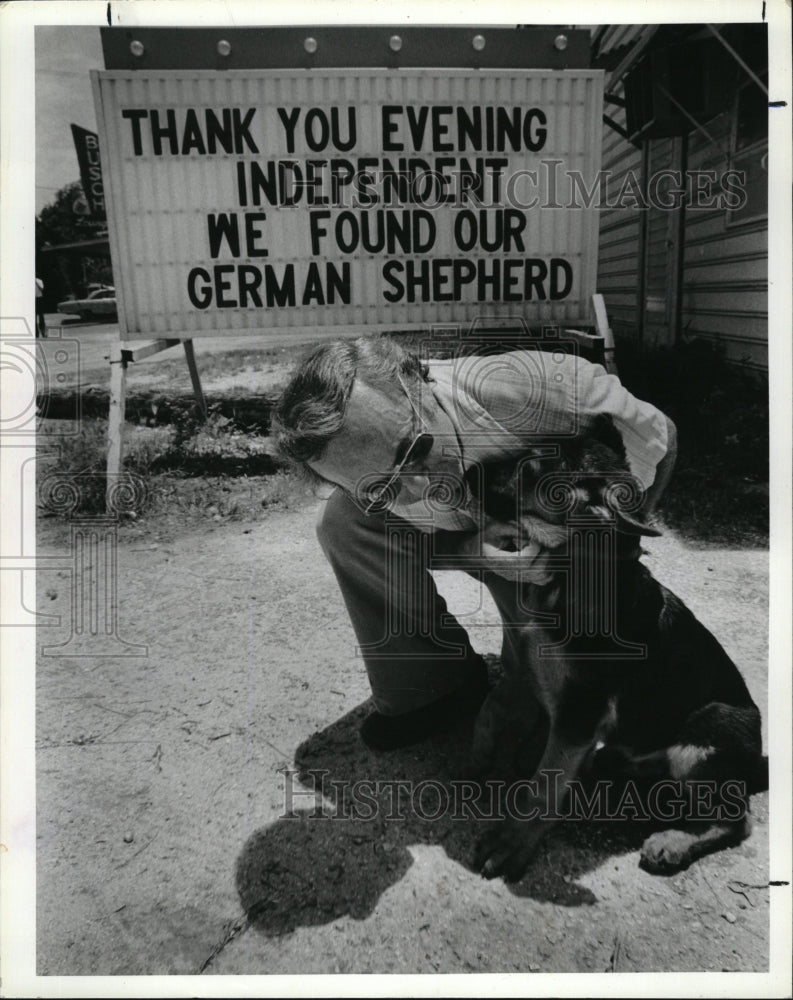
[57,286,117,320]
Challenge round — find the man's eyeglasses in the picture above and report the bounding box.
[361,373,434,515]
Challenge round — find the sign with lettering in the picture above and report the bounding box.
[70,124,106,225]
[92,69,603,339]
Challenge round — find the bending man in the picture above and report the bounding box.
[274,336,676,751]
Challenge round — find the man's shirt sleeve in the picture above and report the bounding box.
[574,356,669,490]
[473,351,669,490]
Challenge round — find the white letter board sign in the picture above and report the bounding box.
[92,67,604,339]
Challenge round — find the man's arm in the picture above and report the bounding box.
[569,356,676,511]
[643,414,677,518]
[452,350,676,513]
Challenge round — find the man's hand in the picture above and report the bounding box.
[643,415,677,518]
[480,537,555,584]
[457,521,558,583]
[481,515,566,584]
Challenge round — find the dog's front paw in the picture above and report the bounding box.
[639,829,697,873]
[474,822,540,882]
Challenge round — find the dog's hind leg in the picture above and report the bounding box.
[664,701,767,795]
[594,702,767,788]
[638,702,766,873]
[639,817,752,874]
[640,753,754,874]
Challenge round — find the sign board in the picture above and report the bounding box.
[92,63,603,339]
[70,124,106,225]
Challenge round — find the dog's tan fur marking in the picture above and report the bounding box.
[667,743,715,779]
[516,515,569,549]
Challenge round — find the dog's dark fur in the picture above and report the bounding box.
[467,416,767,881]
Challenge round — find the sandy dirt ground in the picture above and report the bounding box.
[35,494,771,977]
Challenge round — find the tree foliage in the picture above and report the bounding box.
[36,182,113,303]
[36,181,92,246]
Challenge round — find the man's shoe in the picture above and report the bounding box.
[360,670,489,751]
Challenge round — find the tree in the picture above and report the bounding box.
[37,181,86,246]
[36,181,113,305]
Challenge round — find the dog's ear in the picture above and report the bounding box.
[583,468,663,536]
[613,509,662,537]
[586,503,662,536]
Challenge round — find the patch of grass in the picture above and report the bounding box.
[37,408,308,525]
[38,419,150,516]
[145,470,314,525]
[146,407,281,476]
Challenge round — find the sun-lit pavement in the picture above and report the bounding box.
[34,506,770,975]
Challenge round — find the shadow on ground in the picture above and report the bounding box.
[235,702,658,937]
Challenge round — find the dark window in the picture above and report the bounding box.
[727,74,768,226]
[735,73,768,152]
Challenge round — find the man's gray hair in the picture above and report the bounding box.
[273,336,430,467]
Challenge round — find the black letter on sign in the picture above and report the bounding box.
[121,109,148,156]
[524,259,547,300]
[207,213,241,258]
[382,106,403,151]
[431,106,453,152]
[309,211,331,255]
[305,109,330,152]
[187,267,212,308]
[332,108,357,152]
[238,265,264,307]
[245,213,269,257]
[326,262,351,304]
[523,109,547,152]
[182,109,207,154]
[277,108,301,154]
[150,109,178,156]
[550,258,573,300]
[265,265,296,307]
[215,264,237,308]
[233,109,259,154]
[382,261,404,303]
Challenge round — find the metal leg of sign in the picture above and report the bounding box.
[105,339,206,508]
[106,339,182,497]
[106,354,127,489]
[592,293,618,375]
[183,339,208,420]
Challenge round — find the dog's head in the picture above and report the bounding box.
[467,415,661,560]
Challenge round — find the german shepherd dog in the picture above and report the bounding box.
[466,416,767,881]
